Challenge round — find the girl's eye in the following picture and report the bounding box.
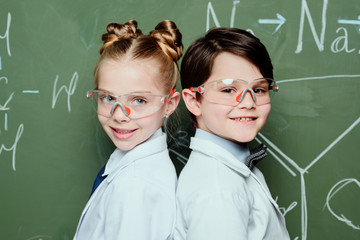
[133,97,147,105]
[101,94,116,103]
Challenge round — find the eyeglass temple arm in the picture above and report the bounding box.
[189,86,204,93]
[161,88,176,103]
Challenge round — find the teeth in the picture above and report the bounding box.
[234,117,253,121]
[115,129,133,133]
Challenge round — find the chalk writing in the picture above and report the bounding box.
[0,76,14,111]
[296,0,327,53]
[51,72,78,112]
[331,27,356,53]
[258,13,286,33]
[207,0,359,55]
[325,178,360,230]
[0,12,11,56]
[0,123,24,171]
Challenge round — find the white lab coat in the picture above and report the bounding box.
[175,136,290,240]
[74,130,177,240]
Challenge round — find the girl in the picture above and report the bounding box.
[175,28,290,239]
[74,19,182,240]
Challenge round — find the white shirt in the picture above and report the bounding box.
[175,129,290,240]
[74,129,177,240]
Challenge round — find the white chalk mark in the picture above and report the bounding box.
[338,16,360,31]
[257,133,301,173]
[169,149,188,165]
[0,56,2,70]
[0,123,24,171]
[206,1,242,31]
[300,174,308,240]
[206,2,221,31]
[0,12,11,56]
[22,90,39,94]
[230,1,240,28]
[25,235,53,240]
[51,72,78,112]
[0,76,14,111]
[277,74,360,84]
[0,91,14,111]
[258,13,286,33]
[304,116,360,172]
[4,112,8,131]
[255,136,297,176]
[325,178,360,230]
[295,0,328,53]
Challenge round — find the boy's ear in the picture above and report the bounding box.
[182,89,202,116]
[165,91,181,116]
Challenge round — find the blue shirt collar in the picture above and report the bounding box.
[194,128,250,164]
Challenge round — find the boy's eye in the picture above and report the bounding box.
[221,88,236,94]
[253,88,267,94]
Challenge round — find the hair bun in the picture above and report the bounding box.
[100,20,142,54]
[150,20,183,61]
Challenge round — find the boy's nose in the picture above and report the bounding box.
[236,88,257,103]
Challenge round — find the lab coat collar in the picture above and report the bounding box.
[103,129,166,182]
[190,136,252,178]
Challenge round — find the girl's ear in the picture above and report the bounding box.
[182,89,202,116]
[165,91,181,116]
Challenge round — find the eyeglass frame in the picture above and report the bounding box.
[188,78,279,106]
[86,88,175,118]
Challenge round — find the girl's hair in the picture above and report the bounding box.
[180,27,273,128]
[94,19,183,93]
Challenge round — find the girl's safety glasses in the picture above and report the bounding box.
[87,89,175,119]
[189,78,279,106]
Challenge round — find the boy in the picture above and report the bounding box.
[175,27,290,240]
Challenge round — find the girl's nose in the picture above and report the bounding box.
[110,102,131,121]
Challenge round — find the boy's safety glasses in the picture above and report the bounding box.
[86,89,175,119]
[189,78,279,106]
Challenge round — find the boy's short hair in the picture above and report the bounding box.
[180,27,273,128]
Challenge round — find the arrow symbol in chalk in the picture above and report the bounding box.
[338,16,360,31]
[258,13,286,34]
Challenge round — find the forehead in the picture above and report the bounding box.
[206,52,263,84]
[97,58,164,94]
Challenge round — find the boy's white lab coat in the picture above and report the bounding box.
[74,131,177,240]
[175,137,290,240]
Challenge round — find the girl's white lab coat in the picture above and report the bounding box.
[175,137,290,240]
[74,131,177,240]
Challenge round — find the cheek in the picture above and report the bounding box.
[259,104,271,120]
[98,115,108,128]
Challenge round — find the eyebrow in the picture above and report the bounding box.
[96,88,153,95]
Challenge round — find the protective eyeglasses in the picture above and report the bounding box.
[86,89,175,119]
[189,78,279,106]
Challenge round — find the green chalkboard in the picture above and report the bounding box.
[1,0,359,239]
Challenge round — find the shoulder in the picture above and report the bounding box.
[177,152,252,205]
